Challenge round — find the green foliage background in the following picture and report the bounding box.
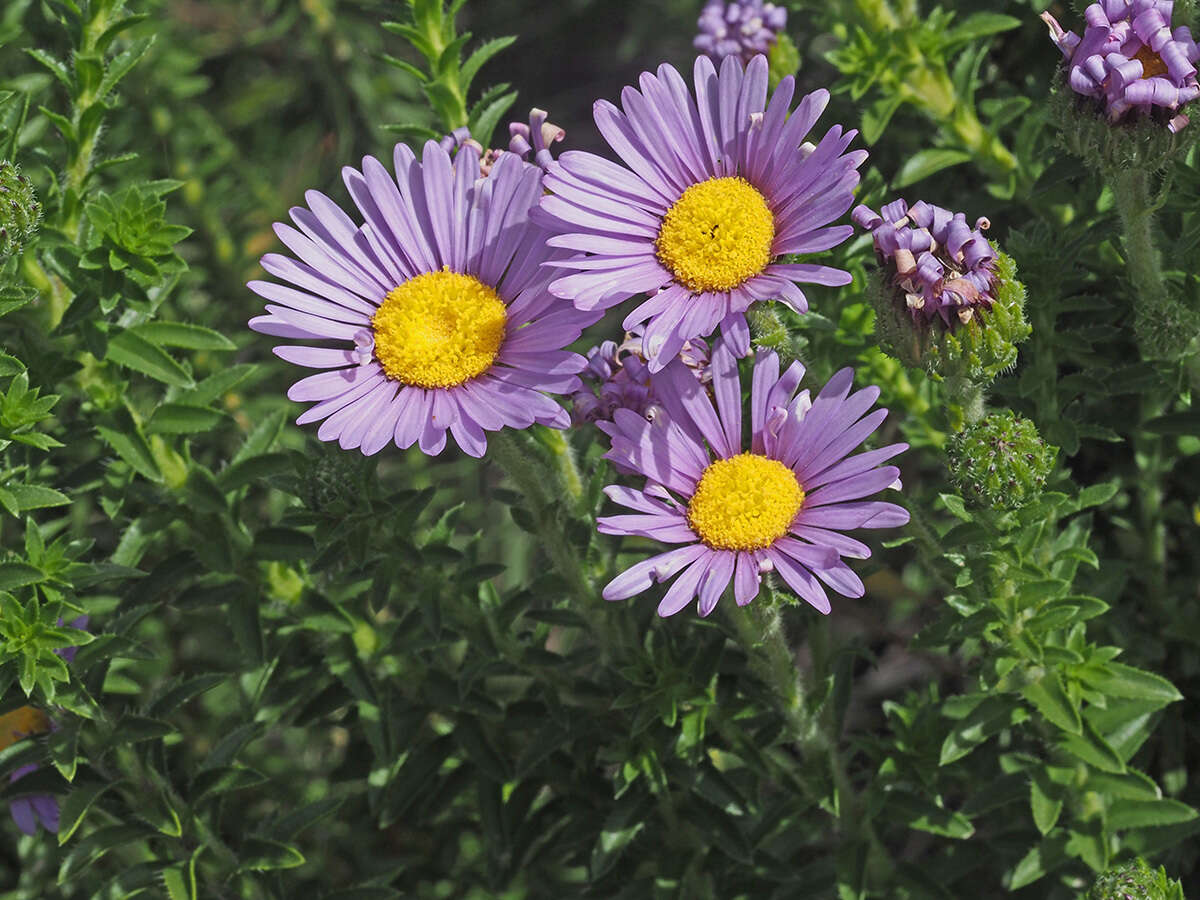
[0,0,1198,897]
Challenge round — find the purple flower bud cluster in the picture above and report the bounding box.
[1041,0,1200,132]
[508,108,565,171]
[572,327,710,425]
[852,199,997,327]
[694,0,787,65]
[437,109,566,177]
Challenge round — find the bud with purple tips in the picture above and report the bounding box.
[508,108,565,171]
[694,0,787,65]
[1041,0,1200,132]
[854,198,1029,393]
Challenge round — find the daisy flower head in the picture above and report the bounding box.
[1041,0,1199,132]
[695,0,788,65]
[540,54,866,372]
[598,341,909,617]
[249,141,599,458]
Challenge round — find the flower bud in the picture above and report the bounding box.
[1087,857,1184,900]
[854,198,1030,384]
[947,411,1057,510]
[0,160,41,261]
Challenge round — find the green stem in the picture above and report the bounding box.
[727,603,892,887]
[489,430,593,607]
[943,375,985,427]
[1110,167,1199,360]
[1136,395,1168,600]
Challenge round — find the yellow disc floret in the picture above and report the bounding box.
[655,176,775,294]
[372,269,507,389]
[1133,45,1169,79]
[687,453,805,551]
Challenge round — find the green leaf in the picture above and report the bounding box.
[1142,412,1200,435]
[0,562,43,590]
[131,322,236,351]
[252,527,316,562]
[1030,771,1063,835]
[237,837,305,872]
[106,330,194,388]
[1107,798,1198,830]
[892,149,972,189]
[191,766,268,802]
[146,403,228,435]
[938,493,973,521]
[148,673,224,717]
[58,780,120,845]
[3,484,71,512]
[1020,672,1081,735]
[1058,719,1125,773]
[945,12,1021,45]
[0,352,26,376]
[1076,661,1182,703]
[884,790,975,839]
[459,35,516,92]
[1008,836,1068,889]
[1076,480,1120,510]
[96,424,161,482]
[468,87,517,147]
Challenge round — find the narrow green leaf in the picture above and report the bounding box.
[96,424,161,482]
[1076,661,1182,703]
[1030,771,1063,835]
[892,149,972,189]
[146,403,228,435]
[0,562,43,590]
[58,780,120,845]
[1020,672,1081,735]
[131,322,236,351]
[106,331,194,388]
[459,35,516,92]
[946,12,1021,44]
[4,484,71,511]
[1108,798,1198,830]
[1058,719,1126,773]
[237,837,305,872]
[884,790,975,839]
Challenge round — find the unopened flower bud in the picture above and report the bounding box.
[0,160,41,261]
[1086,857,1185,900]
[947,411,1057,510]
[854,198,1030,384]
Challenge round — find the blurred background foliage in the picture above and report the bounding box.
[0,0,1198,897]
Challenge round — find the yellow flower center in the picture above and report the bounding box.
[687,453,805,551]
[1134,45,1169,80]
[655,176,775,294]
[0,706,51,752]
[372,269,507,389]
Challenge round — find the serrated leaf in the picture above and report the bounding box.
[1076,661,1182,703]
[1020,672,1081,735]
[884,790,975,838]
[130,322,236,351]
[1107,798,1198,830]
[191,766,268,802]
[460,36,516,92]
[58,780,120,845]
[1030,771,1063,835]
[0,562,43,590]
[106,330,194,388]
[4,484,71,512]
[1058,718,1125,773]
[146,403,228,435]
[237,837,305,872]
[96,424,161,482]
[147,674,224,717]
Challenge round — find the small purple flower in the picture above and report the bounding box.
[8,765,58,836]
[695,0,788,65]
[598,342,908,617]
[541,55,865,372]
[54,614,89,663]
[249,142,599,458]
[1042,0,1200,132]
[852,199,997,327]
[572,326,710,425]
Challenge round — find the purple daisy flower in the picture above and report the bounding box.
[572,326,711,425]
[598,342,908,617]
[1042,0,1200,132]
[695,0,788,65]
[540,54,866,372]
[852,198,997,326]
[249,142,599,458]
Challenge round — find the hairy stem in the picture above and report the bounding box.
[489,429,593,607]
[943,375,985,427]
